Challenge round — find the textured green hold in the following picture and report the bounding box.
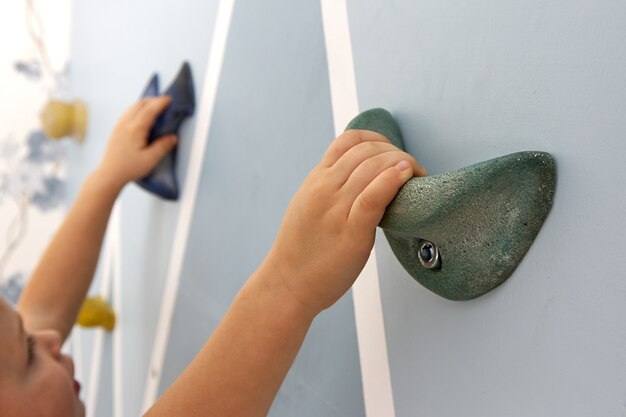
[346,109,557,301]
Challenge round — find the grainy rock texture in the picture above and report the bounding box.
[346,108,556,300]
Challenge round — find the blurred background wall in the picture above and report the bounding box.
[0,0,71,303]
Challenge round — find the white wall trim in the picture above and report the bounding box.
[111,203,124,417]
[141,0,237,411]
[85,202,117,417]
[70,331,83,404]
[320,1,397,416]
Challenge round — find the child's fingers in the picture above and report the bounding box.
[321,129,390,167]
[340,151,420,202]
[119,99,148,122]
[330,141,404,186]
[348,161,414,229]
[135,97,152,111]
[142,134,177,166]
[136,96,172,128]
[414,161,428,177]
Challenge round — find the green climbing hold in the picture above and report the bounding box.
[346,108,556,301]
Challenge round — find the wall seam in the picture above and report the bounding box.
[320,1,397,416]
[141,0,237,411]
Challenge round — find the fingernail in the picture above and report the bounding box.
[417,162,428,176]
[395,160,411,171]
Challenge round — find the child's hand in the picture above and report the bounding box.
[264,129,426,315]
[96,96,178,190]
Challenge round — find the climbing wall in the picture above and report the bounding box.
[68,0,626,416]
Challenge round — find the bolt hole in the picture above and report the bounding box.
[418,240,441,270]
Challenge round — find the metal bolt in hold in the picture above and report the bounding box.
[418,240,441,270]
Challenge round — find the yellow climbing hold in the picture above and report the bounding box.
[76,296,115,331]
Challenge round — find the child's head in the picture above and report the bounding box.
[0,298,84,416]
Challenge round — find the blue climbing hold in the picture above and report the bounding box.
[136,62,195,200]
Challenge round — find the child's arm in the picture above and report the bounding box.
[145,129,426,417]
[17,96,177,340]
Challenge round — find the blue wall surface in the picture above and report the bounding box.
[347,0,626,416]
[70,1,215,416]
[161,0,364,415]
[69,1,364,416]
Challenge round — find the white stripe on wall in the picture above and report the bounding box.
[141,0,237,412]
[111,203,124,417]
[320,1,397,416]
[71,331,83,402]
[86,202,117,417]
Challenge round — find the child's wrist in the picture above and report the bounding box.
[249,260,321,321]
[88,166,127,197]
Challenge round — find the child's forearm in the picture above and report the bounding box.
[17,169,123,340]
[145,128,422,416]
[17,97,175,340]
[144,262,317,417]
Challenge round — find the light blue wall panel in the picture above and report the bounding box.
[69,1,219,416]
[347,1,626,416]
[159,1,365,415]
